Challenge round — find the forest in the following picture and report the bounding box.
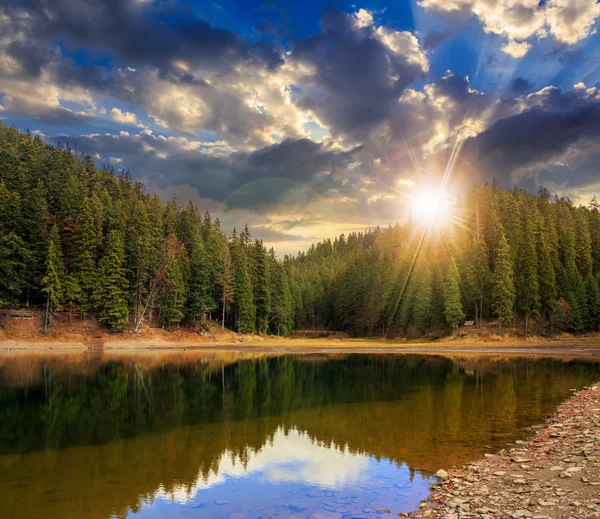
[0,122,599,336]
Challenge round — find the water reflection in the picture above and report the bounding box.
[0,353,598,519]
[149,427,430,519]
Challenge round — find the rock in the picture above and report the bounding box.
[549,466,565,471]
[436,469,449,479]
[513,479,527,485]
[376,510,391,514]
[559,472,572,478]
[512,510,533,518]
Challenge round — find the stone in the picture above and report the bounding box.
[436,469,449,480]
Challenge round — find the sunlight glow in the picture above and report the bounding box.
[411,189,451,227]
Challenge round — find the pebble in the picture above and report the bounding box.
[408,382,600,519]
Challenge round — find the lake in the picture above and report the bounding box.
[0,353,599,519]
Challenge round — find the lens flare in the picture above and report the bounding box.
[411,189,451,227]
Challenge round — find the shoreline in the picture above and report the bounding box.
[409,382,600,519]
[1,334,600,357]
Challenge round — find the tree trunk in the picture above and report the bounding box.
[44,293,50,333]
[221,301,225,330]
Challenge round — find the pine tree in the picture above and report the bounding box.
[231,234,255,334]
[574,206,593,277]
[584,273,600,331]
[218,244,235,330]
[491,232,515,329]
[443,259,464,331]
[94,230,129,331]
[71,197,100,313]
[516,201,540,333]
[589,197,600,275]
[159,236,188,328]
[42,224,65,330]
[412,255,433,334]
[254,240,271,334]
[270,261,294,335]
[465,240,490,326]
[562,266,588,332]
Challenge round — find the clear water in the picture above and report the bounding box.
[0,353,598,519]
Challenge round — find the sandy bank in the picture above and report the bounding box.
[409,383,600,519]
[1,334,600,358]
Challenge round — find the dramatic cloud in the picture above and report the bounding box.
[459,84,600,186]
[56,130,361,208]
[1,0,599,251]
[420,0,600,57]
[290,8,428,141]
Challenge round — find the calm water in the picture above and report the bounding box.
[1,353,599,519]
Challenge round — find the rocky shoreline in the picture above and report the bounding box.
[409,383,600,519]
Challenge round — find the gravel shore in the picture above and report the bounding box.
[409,383,600,519]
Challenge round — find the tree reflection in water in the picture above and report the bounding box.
[0,353,598,519]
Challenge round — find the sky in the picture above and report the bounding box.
[2,0,600,255]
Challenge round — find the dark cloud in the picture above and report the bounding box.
[54,132,360,208]
[507,77,535,95]
[290,8,427,140]
[460,100,600,184]
[2,0,282,75]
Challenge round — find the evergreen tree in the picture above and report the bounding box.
[516,201,540,333]
[159,236,188,328]
[42,224,65,330]
[253,241,271,334]
[562,266,588,332]
[71,197,100,313]
[443,260,464,331]
[219,244,235,330]
[412,256,433,334]
[584,273,600,331]
[491,233,515,329]
[230,232,255,333]
[94,230,129,331]
[270,261,294,335]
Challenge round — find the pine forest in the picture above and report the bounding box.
[1,123,599,337]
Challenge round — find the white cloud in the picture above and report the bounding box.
[419,0,600,57]
[110,107,139,126]
[501,40,532,58]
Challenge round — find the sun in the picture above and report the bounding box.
[411,189,451,227]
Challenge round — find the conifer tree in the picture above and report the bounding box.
[585,273,600,331]
[443,259,464,331]
[465,240,490,326]
[159,236,188,328]
[574,206,593,277]
[491,233,515,329]
[42,224,65,330]
[270,261,294,335]
[94,230,129,331]
[516,201,540,333]
[219,244,235,330]
[230,233,255,333]
[589,197,600,274]
[254,240,271,334]
[72,197,100,313]
[412,256,433,334]
[562,266,588,332]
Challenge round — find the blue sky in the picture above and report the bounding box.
[1,0,600,253]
